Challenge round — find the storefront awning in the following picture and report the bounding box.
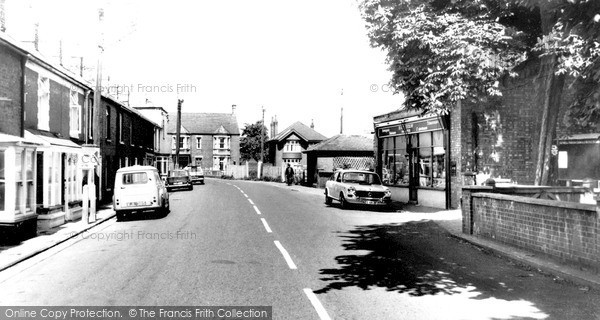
[0,133,42,147]
[24,130,82,149]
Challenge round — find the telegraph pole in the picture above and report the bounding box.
[93,7,104,147]
[340,89,344,134]
[261,106,265,163]
[175,99,183,169]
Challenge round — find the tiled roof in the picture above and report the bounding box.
[305,134,373,152]
[167,112,239,135]
[271,121,327,142]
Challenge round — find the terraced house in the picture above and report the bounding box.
[0,31,157,240]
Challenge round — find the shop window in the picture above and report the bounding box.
[25,151,34,211]
[15,150,22,213]
[0,150,4,211]
[381,136,409,186]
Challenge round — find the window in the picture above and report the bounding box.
[14,150,22,213]
[284,140,301,152]
[118,113,123,143]
[37,77,50,131]
[195,156,202,166]
[123,172,148,185]
[196,137,202,149]
[105,108,111,140]
[381,135,409,186]
[213,136,229,149]
[69,90,81,137]
[25,151,34,211]
[380,130,445,189]
[44,151,61,207]
[172,136,189,150]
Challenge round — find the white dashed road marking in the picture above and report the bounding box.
[274,241,297,270]
[253,205,262,215]
[248,199,255,205]
[303,288,332,320]
[260,218,272,233]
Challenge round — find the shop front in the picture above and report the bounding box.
[0,133,40,239]
[374,112,451,209]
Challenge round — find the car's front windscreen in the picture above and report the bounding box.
[122,172,148,185]
[342,172,381,185]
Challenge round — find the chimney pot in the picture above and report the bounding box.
[232,104,236,115]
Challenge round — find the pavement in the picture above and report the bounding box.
[0,204,116,272]
[1,179,599,292]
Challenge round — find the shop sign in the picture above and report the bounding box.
[379,117,442,137]
[79,152,100,169]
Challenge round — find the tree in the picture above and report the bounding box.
[240,121,270,163]
[359,0,600,185]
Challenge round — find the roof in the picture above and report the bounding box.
[0,31,92,90]
[305,134,373,153]
[167,112,240,135]
[270,121,327,142]
[116,165,158,173]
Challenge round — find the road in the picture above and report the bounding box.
[0,179,598,319]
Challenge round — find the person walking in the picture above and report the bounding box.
[285,163,294,186]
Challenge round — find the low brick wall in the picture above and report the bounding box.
[463,191,599,273]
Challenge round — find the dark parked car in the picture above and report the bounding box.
[166,169,193,191]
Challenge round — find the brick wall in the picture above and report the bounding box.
[0,45,22,136]
[467,192,599,273]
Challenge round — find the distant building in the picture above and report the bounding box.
[267,121,327,167]
[134,105,171,176]
[304,134,375,187]
[167,106,240,171]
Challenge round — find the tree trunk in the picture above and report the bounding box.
[534,5,565,186]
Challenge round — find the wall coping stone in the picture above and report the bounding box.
[472,192,596,212]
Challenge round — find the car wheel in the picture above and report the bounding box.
[339,192,348,209]
[325,190,332,205]
[188,185,193,191]
[162,198,170,214]
[116,210,126,221]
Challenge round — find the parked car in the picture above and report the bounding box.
[185,165,205,185]
[166,169,193,191]
[325,169,392,209]
[113,165,170,221]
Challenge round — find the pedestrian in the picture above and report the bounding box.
[285,163,294,186]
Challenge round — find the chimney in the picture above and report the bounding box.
[310,119,314,129]
[231,104,236,115]
[0,0,6,32]
[33,21,39,51]
[270,116,274,138]
[273,115,278,136]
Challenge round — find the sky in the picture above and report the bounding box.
[4,0,403,138]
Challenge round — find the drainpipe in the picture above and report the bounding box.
[83,90,90,144]
[20,55,28,137]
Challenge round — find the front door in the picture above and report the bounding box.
[408,148,418,203]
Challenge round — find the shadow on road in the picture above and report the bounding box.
[314,220,468,296]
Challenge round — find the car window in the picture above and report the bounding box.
[342,172,381,185]
[336,173,341,182]
[123,172,148,185]
[169,171,188,177]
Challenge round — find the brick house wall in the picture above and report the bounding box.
[0,45,22,136]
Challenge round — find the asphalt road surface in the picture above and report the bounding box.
[0,179,598,319]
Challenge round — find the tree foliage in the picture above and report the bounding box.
[240,121,269,163]
[359,0,600,121]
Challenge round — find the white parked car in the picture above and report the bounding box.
[113,165,170,221]
[325,169,392,209]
